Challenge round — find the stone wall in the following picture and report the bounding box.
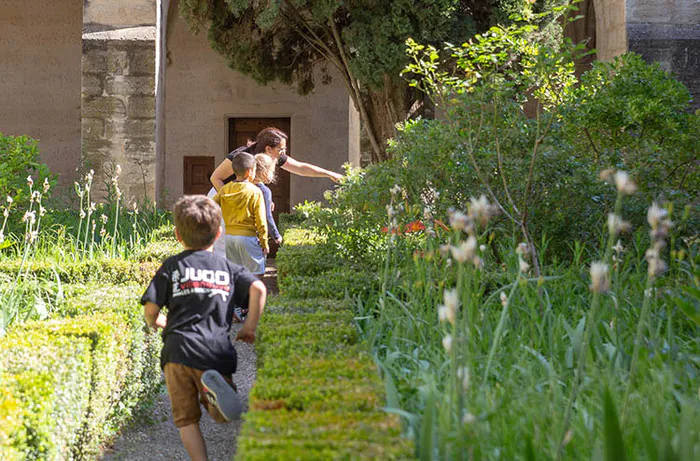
[164,2,360,208]
[82,27,156,203]
[627,0,700,110]
[84,0,156,30]
[0,0,83,189]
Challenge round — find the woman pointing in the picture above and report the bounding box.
[210,127,343,190]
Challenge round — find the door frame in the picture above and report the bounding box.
[223,113,294,157]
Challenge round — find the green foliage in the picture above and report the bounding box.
[179,0,490,94]
[0,259,159,286]
[562,53,699,201]
[0,332,91,460]
[237,301,412,460]
[237,410,412,460]
[279,267,380,300]
[278,41,700,454]
[0,133,55,211]
[0,287,161,459]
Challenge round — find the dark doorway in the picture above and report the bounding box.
[228,117,291,257]
[183,156,215,195]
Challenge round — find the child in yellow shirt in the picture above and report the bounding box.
[212,152,268,275]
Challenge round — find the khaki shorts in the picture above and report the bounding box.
[163,362,233,427]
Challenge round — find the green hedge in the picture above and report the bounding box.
[237,224,413,460]
[238,410,412,460]
[278,268,380,300]
[0,287,160,459]
[0,332,92,460]
[0,259,159,285]
[237,308,412,459]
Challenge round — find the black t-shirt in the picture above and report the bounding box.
[140,249,258,374]
[223,144,288,184]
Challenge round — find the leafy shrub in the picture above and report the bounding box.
[0,332,92,459]
[306,49,699,264]
[264,296,352,315]
[0,133,55,212]
[275,242,339,279]
[0,289,161,459]
[133,238,180,262]
[0,259,159,285]
[237,410,412,460]
[237,307,412,460]
[278,268,380,300]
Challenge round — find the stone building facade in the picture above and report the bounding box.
[0,0,83,189]
[83,0,156,31]
[82,27,157,202]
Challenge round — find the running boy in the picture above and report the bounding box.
[142,195,266,461]
[212,152,268,275]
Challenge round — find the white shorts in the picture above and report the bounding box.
[224,235,265,275]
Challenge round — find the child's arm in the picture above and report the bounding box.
[253,191,269,253]
[235,280,267,343]
[144,302,167,330]
[261,185,282,244]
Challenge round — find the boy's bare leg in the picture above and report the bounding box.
[179,423,207,461]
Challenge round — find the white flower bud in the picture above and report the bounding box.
[589,261,610,294]
[614,171,636,195]
[442,335,453,352]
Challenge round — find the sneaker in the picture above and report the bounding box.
[232,306,246,323]
[201,370,242,421]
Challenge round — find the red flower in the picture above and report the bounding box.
[404,220,426,233]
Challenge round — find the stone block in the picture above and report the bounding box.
[125,137,156,157]
[127,95,155,118]
[82,96,127,118]
[129,47,155,75]
[82,137,112,153]
[81,118,105,138]
[105,76,154,96]
[105,119,127,139]
[82,75,103,97]
[124,119,156,138]
[108,48,130,76]
[82,47,108,73]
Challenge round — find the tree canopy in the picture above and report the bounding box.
[179,0,533,161]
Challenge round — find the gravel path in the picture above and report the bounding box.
[101,262,278,461]
[101,327,256,461]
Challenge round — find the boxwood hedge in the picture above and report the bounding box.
[235,224,413,460]
[0,287,160,459]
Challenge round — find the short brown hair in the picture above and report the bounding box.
[173,195,221,249]
[254,154,276,184]
[231,152,256,177]
[253,127,287,154]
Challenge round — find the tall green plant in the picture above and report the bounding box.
[403,7,587,274]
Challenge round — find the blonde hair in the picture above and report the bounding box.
[254,154,277,184]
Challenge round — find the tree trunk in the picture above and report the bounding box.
[359,76,416,162]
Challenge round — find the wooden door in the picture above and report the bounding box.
[184,156,215,195]
[229,118,291,257]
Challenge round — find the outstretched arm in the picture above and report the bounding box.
[281,156,343,182]
[210,159,234,191]
[235,281,267,343]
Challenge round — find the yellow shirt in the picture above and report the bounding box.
[213,181,269,251]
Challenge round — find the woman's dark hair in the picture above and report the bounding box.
[253,127,288,154]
